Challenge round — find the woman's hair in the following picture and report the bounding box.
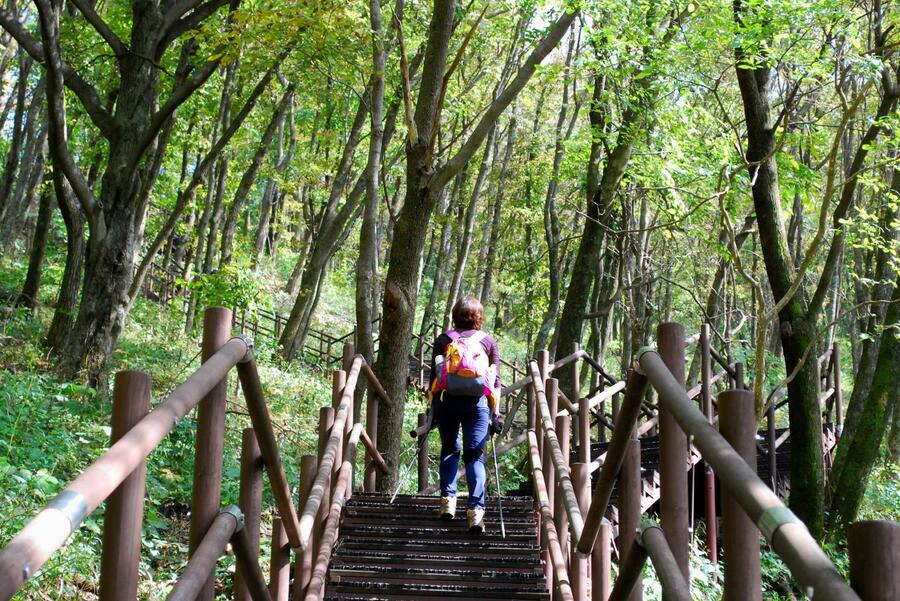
[451,296,485,330]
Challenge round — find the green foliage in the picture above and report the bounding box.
[857,460,900,522]
[185,265,270,313]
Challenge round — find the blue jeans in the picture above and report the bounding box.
[436,396,490,509]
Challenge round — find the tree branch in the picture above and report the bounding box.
[393,7,417,144]
[68,0,126,57]
[807,78,899,318]
[0,8,116,137]
[426,5,487,163]
[128,53,287,302]
[158,0,232,54]
[129,54,221,171]
[434,7,578,190]
[34,0,101,228]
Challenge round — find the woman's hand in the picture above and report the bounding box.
[490,412,503,435]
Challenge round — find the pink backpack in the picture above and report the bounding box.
[431,331,497,404]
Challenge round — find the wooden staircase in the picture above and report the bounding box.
[323,493,549,600]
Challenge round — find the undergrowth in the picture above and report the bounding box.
[0,297,332,600]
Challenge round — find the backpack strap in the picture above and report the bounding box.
[446,330,461,342]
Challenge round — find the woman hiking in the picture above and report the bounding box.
[429,296,502,533]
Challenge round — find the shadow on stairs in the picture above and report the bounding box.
[324,493,549,600]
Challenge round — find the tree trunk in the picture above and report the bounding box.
[554,70,643,385]
[416,186,454,348]
[373,2,576,491]
[0,51,31,218]
[45,171,85,354]
[827,275,899,525]
[534,37,576,351]
[253,179,277,267]
[203,155,229,272]
[479,113,516,307]
[26,0,236,384]
[0,77,46,248]
[16,173,51,311]
[220,85,293,267]
[733,3,824,536]
[831,169,899,490]
[357,0,387,368]
[443,123,496,320]
[280,93,401,358]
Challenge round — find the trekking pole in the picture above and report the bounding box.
[390,442,421,504]
[490,434,506,539]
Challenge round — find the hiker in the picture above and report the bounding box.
[429,296,503,533]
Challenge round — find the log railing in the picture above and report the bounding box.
[521,321,862,601]
[0,307,391,601]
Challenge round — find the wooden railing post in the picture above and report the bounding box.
[269,517,290,601]
[575,344,590,466]
[700,323,718,567]
[848,521,900,600]
[418,413,429,493]
[832,341,843,435]
[598,375,608,445]
[342,342,354,373]
[365,392,378,492]
[767,405,777,491]
[313,407,334,557]
[235,428,263,601]
[656,322,690,587]
[188,306,232,601]
[592,520,612,601]
[292,456,318,601]
[571,463,589,601]
[99,370,150,601]
[619,435,642,601]
[719,389,762,601]
[527,385,537,431]
[554,413,571,552]
[734,362,745,390]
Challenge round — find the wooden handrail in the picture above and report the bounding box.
[361,360,391,406]
[555,388,580,415]
[686,364,731,400]
[236,356,302,548]
[166,508,247,601]
[297,357,362,548]
[529,361,585,547]
[527,430,575,601]
[592,523,689,600]
[360,429,389,474]
[627,522,690,601]
[638,349,860,601]
[0,315,393,601]
[556,380,625,418]
[305,424,363,600]
[0,337,251,601]
[577,370,648,555]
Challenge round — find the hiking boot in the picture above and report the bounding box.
[467,507,485,534]
[439,496,456,520]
